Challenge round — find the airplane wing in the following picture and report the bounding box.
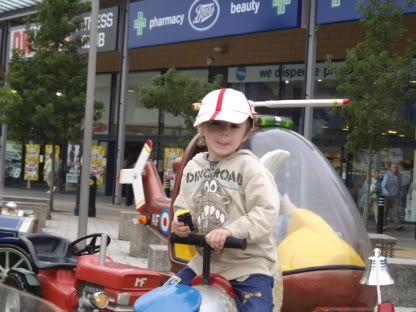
[119,140,153,212]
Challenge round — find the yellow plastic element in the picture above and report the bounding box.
[173,210,196,261]
[176,209,191,217]
[174,243,197,261]
[277,208,365,271]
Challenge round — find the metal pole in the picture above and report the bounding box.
[78,0,99,238]
[0,21,10,203]
[303,0,317,141]
[114,0,130,204]
[0,124,7,201]
[99,233,108,265]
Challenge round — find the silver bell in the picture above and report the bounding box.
[360,248,394,286]
[360,248,394,305]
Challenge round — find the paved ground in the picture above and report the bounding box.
[366,221,416,259]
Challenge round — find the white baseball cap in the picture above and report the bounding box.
[193,88,253,127]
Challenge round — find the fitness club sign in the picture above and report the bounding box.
[8,6,118,60]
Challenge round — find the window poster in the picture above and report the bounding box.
[163,147,184,192]
[24,144,40,181]
[66,143,81,184]
[90,145,106,186]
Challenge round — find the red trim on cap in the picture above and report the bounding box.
[210,88,226,121]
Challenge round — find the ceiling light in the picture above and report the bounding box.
[284,80,290,84]
[387,130,397,134]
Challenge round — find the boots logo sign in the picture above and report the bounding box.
[128,0,300,48]
[188,0,220,32]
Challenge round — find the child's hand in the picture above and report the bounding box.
[172,214,191,237]
[205,228,231,252]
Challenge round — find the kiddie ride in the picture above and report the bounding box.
[1,97,380,311]
[0,232,172,311]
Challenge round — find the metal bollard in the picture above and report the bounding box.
[377,195,385,234]
[88,176,97,217]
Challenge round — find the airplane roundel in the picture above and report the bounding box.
[159,209,170,236]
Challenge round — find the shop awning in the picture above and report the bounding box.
[0,0,41,21]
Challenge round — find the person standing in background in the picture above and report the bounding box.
[381,163,403,230]
[358,169,382,223]
[368,169,381,223]
[44,154,58,193]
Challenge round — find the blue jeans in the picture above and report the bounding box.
[176,266,274,312]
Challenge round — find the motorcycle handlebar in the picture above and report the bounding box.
[170,233,247,250]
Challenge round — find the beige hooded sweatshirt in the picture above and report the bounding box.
[174,149,279,280]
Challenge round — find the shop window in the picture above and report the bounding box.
[126,71,160,135]
[94,74,111,135]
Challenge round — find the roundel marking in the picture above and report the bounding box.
[159,208,170,236]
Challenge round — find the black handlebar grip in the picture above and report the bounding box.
[171,233,246,250]
[177,211,195,232]
[224,236,247,250]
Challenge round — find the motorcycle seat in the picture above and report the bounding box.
[19,233,78,269]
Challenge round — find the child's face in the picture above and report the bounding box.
[198,120,250,161]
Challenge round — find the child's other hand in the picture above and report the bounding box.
[205,228,231,252]
[172,215,191,237]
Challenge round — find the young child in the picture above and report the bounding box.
[172,88,280,312]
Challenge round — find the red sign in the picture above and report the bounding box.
[9,26,35,59]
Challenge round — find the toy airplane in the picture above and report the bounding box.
[117,97,378,311]
[119,140,153,213]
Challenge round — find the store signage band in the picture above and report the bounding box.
[228,63,336,83]
[128,0,301,48]
[317,0,416,25]
[8,6,118,60]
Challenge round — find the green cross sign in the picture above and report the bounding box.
[272,0,291,15]
[134,11,146,36]
[331,0,341,8]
